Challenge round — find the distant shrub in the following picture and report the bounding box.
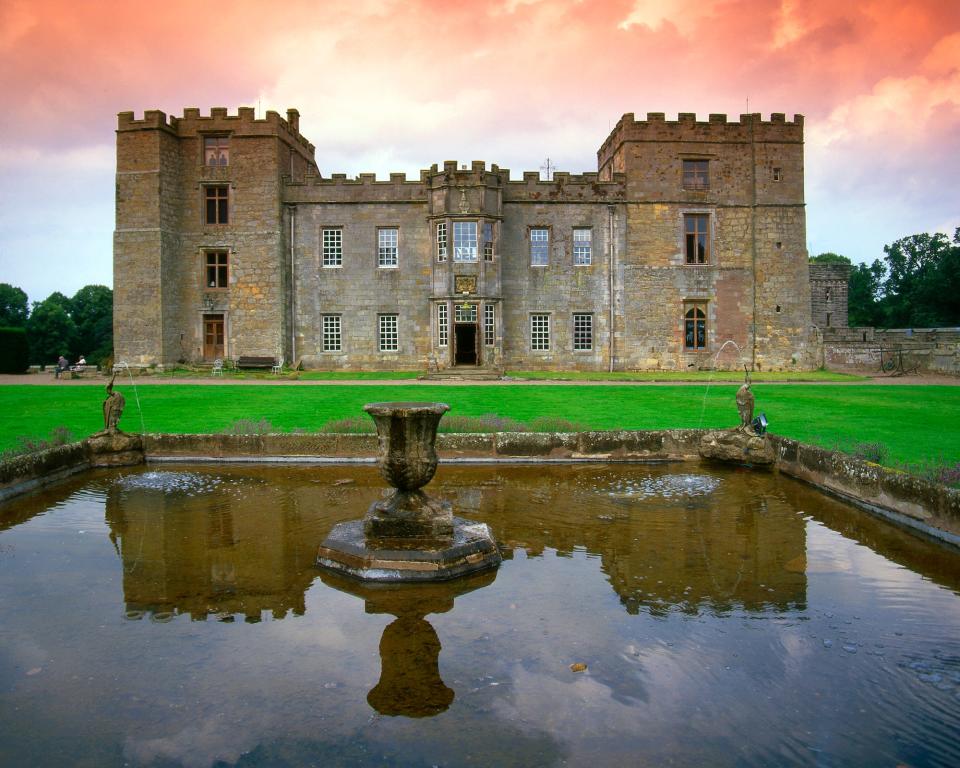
[221,418,274,435]
[1,425,76,460]
[0,327,28,374]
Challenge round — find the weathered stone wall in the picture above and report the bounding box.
[809,263,851,329]
[823,327,960,374]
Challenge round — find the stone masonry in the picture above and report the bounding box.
[114,108,816,371]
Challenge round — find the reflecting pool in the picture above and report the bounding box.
[1,464,959,767]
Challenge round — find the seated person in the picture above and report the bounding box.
[55,355,69,379]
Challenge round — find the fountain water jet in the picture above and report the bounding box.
[317,402,502,581]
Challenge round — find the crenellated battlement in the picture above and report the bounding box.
[117,107,315,158]
[598,111,804,165]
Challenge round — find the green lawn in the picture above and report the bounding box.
[2,383,958,469]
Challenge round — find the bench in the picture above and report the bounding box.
[69,365,98,378]
[236,356,277,370]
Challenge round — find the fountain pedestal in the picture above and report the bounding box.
[317,402,501,582]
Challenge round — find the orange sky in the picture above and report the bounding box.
[1,0,958,300]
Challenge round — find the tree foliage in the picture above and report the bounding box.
[69,284,113,363]
[809,252,852,265]
[0,283,29,328]
[842,228,960,328]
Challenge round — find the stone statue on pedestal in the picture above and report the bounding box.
[103,374,126,432]
[736,366,755,433]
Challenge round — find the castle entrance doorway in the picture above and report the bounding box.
[454,323,478,365]
[453,303,479,366]
[203,314,225,361]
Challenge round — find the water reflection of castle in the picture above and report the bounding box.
[104,465,806,621]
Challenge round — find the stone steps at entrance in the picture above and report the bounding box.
[422,367,503,381]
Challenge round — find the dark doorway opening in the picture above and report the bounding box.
[454,324,478,365]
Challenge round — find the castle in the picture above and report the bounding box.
[113,107,815,371]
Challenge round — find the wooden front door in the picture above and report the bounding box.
[203,314,225,360]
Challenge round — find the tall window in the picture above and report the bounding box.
[204,136,229,166]
[204,250,228,289]
[773,167,783,182]
[322,228,342,267]
[684,214,709,264]
[530,314,550,351]
[483,222,494,261]
[454,221,478,262]
[483,304,495,346]
[682,159,709,190]
[378,228,398,268]
[573,313,593,351]
[322,315,341,352]
[530,228,549,266]
[573,228,592,266]
[436,222,448,262]
[205,186,229,224]
[684,304,707,350]
[437,303,448,347]
[378,314,398,351]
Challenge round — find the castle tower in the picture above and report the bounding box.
[113,107,316,367]
[597,112,813,369]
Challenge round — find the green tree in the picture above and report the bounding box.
[26,296,77,365]
[69,285,113,364]
[881,230,959,327]
[0,283,29,328]
[848,260,886,327]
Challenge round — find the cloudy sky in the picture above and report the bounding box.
[1,0,958,303]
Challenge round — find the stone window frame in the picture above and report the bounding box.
[202,248,230,290]
[483,222,495,262]
[529,226,551,267]
[483,303,495,347]
[572,312,593,351]
[202,135,230,167]
[377,227,399,269]
[683,301,708,350]
[321,314,342,352]
[681,210,712,265]
[453,221,478,262]
[437,302,448,347]
[572,227,593,266]
[681,158,710,191]
[378,313,399,352]
[203,184,230,226]
[530,312,551,351]
[773,167,783,182]
[436,221,448,262]
[322,227,343,268]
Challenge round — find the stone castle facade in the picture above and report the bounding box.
[113,107,815,371]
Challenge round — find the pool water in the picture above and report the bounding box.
[1,463,958,767]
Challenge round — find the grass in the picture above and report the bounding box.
[0,383,958,469]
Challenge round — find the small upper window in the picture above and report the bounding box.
[773,167,783,182]
[682,159,709,190]
[530,228,549,266]
[378,228,398,268]
[573,228,592,266]
[204,136,229,167]
[205,250,228,289]
[437,222,448,262]
[204,186,229,225]
[322,228,342,268]
[483,222,494,261]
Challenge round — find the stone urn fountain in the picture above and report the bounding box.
[317,402,501,581]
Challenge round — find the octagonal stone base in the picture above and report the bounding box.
[317,517,502,582]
